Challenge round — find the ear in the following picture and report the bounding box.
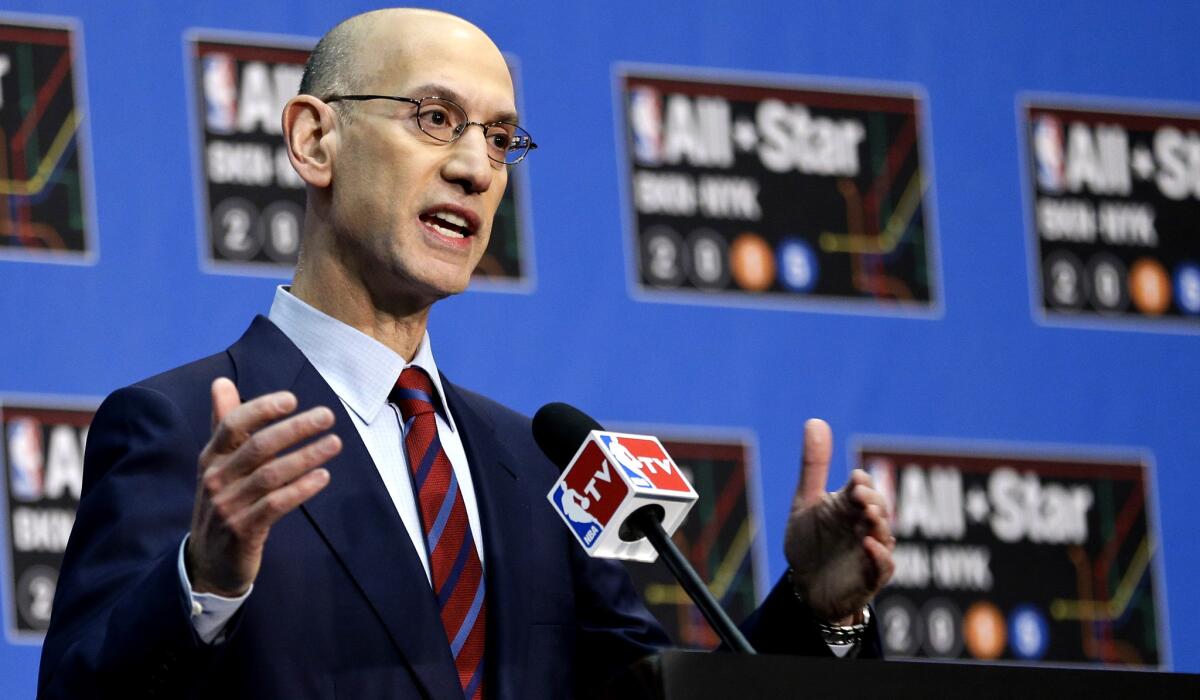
[282,95,336,188]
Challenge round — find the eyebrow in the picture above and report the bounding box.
[404,82,521,125]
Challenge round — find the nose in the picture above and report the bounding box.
[441,123,498,195]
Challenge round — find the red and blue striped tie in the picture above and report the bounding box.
[393,367,486,699]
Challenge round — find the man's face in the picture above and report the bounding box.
[328,18,515,308]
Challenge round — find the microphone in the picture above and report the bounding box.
[533,402,755,654]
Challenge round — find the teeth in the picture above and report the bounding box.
[437,212,468,228]
[428,220,464,238]
[424,210,471,238]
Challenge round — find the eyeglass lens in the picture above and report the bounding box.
[414,97,533,165]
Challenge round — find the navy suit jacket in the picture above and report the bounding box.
[39,317,874,699]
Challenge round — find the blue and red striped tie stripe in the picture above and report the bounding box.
[393,367,486,699]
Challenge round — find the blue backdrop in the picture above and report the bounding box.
[1,1,1197,695]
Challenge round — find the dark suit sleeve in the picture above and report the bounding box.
[570,548,674,692]
[38,386,225,699]
[737,575,883,658]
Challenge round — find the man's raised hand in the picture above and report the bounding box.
[185,378,341,596]
[783,418,896,623]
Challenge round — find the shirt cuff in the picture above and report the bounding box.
[176,535,252,644]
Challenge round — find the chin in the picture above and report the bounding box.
[411,271,475,303]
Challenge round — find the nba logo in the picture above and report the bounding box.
[599,435,653,488]
[203,53,239,135]
[550,483,603,549]
[598,434,692,494]
[629,86,663,166]
[1033,114,1064,193]
[7,417,44,502]
[549,440,630,552]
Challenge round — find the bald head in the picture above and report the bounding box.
[299,9,510,103]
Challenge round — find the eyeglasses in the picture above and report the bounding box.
[322,94,537,165]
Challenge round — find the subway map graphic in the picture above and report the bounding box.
[860,443,1164,667]
[622,436,764,648]
[0,18,93,260]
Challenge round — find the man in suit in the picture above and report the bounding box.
[38,8,895,699]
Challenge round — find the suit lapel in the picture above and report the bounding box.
[228,317,462,700]
[443,382,532,700]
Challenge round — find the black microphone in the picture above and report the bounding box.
[532,402,602,468]
[533,402,755,654]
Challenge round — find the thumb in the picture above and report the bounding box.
[210,377,241,431]
[797,418,833,506]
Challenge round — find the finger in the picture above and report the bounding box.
[863,535,895,589]
[852,502,883,538]
[208,390,299,455]
[848,483,888,512]
[797,418,833,506]
[217,433,341,510]
[860,503,893,545]
[235,466,333,534]
[222,406,335,478]
[211,378,242,432]
[847,468,875,490]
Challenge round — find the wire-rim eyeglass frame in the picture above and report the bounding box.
[321,94,537,166]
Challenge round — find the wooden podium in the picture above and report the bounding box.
[602,650,1200,699]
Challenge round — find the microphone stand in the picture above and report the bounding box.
[627,507,756,654]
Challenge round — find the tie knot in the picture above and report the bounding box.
[392,367,436,420]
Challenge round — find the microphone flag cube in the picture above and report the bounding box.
[547,430,698,562]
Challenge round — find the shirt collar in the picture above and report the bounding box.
[267,286,456,430]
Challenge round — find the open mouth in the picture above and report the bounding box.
[420,209,475,239]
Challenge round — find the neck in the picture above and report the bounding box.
[294,274,432,362]
[291,238,434,364]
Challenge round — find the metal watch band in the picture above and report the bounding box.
[816,605,871,646]
[787,568,870,646]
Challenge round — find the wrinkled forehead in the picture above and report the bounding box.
[357,17,516,119]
